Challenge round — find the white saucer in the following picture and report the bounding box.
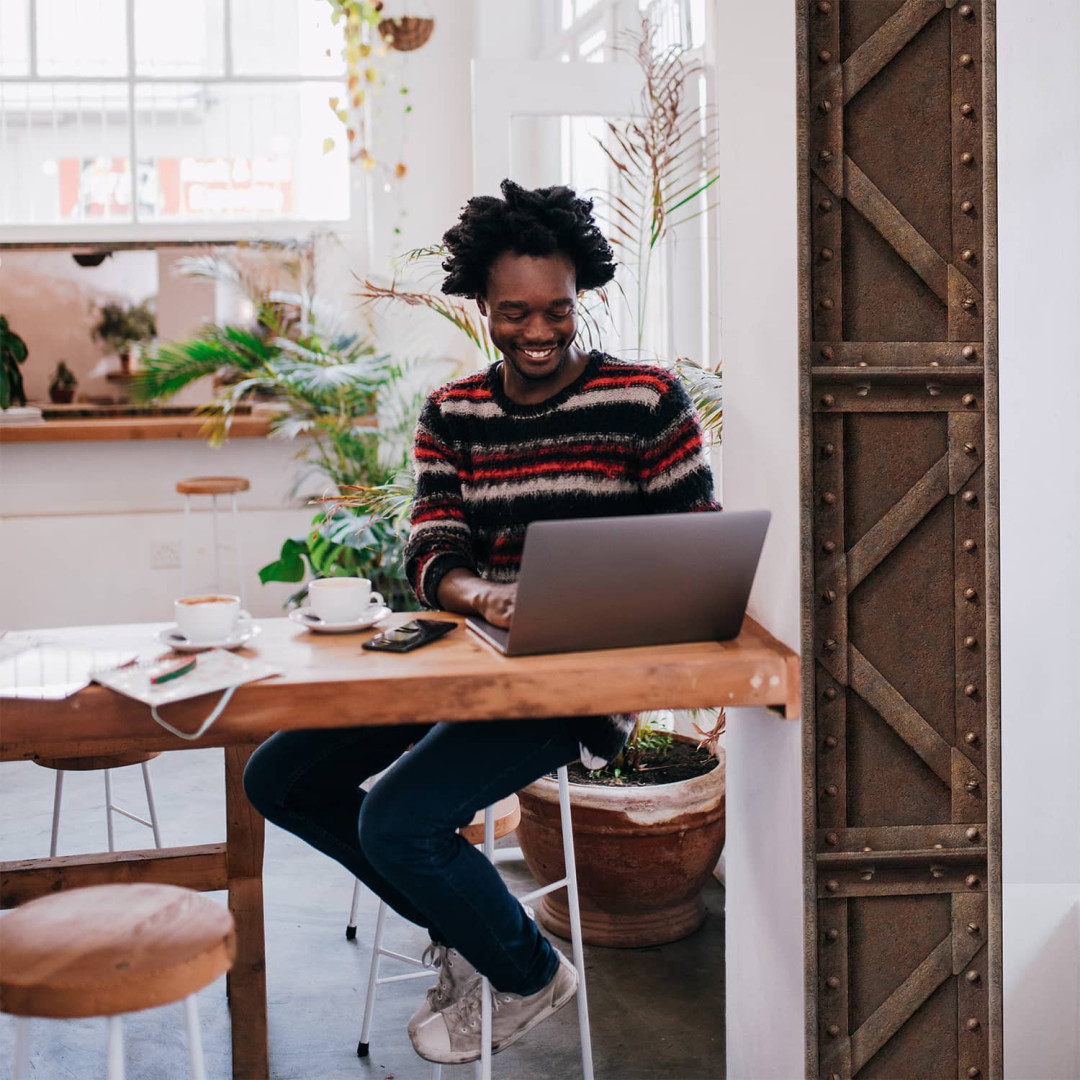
[156,623,262,653]
[288,606,392,634]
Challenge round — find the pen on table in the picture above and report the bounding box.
[150,657,198,685]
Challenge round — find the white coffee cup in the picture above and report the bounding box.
[174,594,249,643]
[308,578,385,624]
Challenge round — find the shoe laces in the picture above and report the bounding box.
[446,980,505,1035]
[421,943,452,1007]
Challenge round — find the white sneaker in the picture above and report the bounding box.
[406,943,480,1040]
[410,950,578,1065]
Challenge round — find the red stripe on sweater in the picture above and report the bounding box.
[465,459,630,482]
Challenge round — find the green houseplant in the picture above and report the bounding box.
[0,316,29,409]
[93,298,157,373]
[49,360,78,404]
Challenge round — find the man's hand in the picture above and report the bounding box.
[435,569,517,628]
[477,582,517,629]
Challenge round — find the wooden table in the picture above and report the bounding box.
[0,614,799,1078]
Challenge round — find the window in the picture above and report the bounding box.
[0,0,349,238]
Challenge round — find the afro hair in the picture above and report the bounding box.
[440,179,617,299]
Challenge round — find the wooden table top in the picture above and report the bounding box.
[0,613,800,760]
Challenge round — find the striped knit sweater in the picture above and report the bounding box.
[404,349,721,765]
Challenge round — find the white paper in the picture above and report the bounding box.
[0,645,139,700]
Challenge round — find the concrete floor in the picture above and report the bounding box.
[0,749,725,1079]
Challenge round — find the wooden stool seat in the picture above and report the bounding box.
[0,884,235,1020]
[175,476,250,496]
[459,794,520,846]
[35,750,161,772]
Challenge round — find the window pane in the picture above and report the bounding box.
[0,83,133,224]
[134,0,225,77]
[36,0,128,77]
[0,1,31,76]
[133,82,348,222]
[229,0,342,77]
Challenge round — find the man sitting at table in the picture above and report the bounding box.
[244,179,720,1066]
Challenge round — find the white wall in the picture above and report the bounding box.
[998,2,1080,1077]
[714,1,804,1076]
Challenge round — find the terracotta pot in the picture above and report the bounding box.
[49,387,75,404]
[517,737,725,948]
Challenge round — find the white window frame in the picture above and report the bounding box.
[0,0,350,245]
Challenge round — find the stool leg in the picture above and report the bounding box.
[184,994,207,1080]
[346,877,361,940]
[358,899,389,1057]
[211,495,221,593]
[231,492,246,610]
[431,1064,442,1080]
[140,761,164,848]
[558,766,594,1080]
[13,1017,30,1080]
[49,770,64,857]
[104,769,116,853]
[106,1015,125,1080]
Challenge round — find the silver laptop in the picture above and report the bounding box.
[466,510,770,656]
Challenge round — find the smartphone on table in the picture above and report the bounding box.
[362,619,456,653]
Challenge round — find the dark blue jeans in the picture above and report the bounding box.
[243,717,585,995]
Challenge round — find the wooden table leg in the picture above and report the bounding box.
[224,745,268,1079]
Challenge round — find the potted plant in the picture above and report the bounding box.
[0,315,29,409]
[93,298,157,373]
[48,360,78,404]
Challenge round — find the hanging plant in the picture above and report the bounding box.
[377,15,434,52]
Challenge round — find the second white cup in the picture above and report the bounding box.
[308,578,384,624]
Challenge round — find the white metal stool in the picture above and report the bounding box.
[355,767,594,1080]
[35,751,163,856]
[1,883,234,1080]
[175,476,250,606]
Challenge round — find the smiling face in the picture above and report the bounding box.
[477,251,582,389]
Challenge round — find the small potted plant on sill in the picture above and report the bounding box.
[93,298,157,374]
[48,360,78,404]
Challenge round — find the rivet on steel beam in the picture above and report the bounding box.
[962,490,977,504]
[964,683,978,697]
[961,151,975,165]
[930,360,940,367]
[826,1024,840,1038]
[824,734,838,748]
[824,638,838,652]
[966,827,980,841]
[821,491,837,506]
[825,928,839,942]
[965,969,980,983]
[961,249,976,262]
[962,344,977,359]
[966,874,981,889]
[818,49,833,63]
[961,103,975,117]
[825,832,839,846]
[963,540,978,553]
[965,778,980,792]
[817,1,833,13]
[962,298,977,311]
[819,149,834,163]
[826,879,840,892]
[964,635,978,649]
[964,587,978,600]
[824,784,838,797]
[821,394,835,407]
[962,393,977,407]
[930,865,946,879]
[858,360,869,367]
[826,976,840,990]
[964,442,978,454]
[819,197,833,211]
[965,730,979,745]
[822,588,837,604]
[934,843,944,849]
[927,383,943,397]
[820,345,835,360]
[855,383,871,398]
[821,442,835,457]
[959,53,974,67]
[820,247,834,260]
[959,3,975,17]
[818,100,832,115]
[862,846,872,853]
[820,297,834,310]
[967,923,980,935]
[968,1067,981,1078]
[960,200,975,213]
[823,540,837,554]
[967,1017,980,1032]
[824,687,838,702]
[859,867,874,882]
